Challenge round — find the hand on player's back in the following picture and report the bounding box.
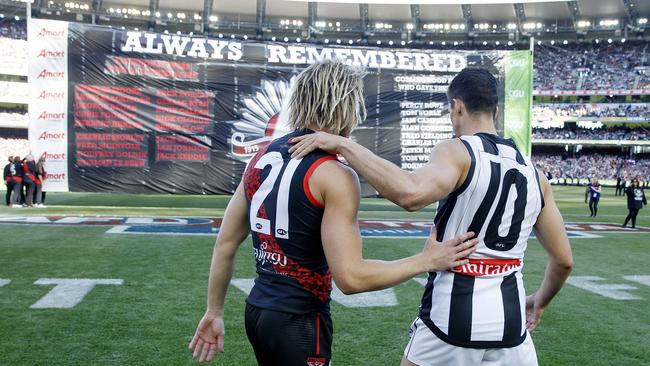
[289,131,345,159]
[420,229,477,272]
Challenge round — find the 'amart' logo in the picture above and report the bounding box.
[38,131,66,141]
[36,69,65,79]
[38,111,65,120]
[45,172,66,181]
[37,90,66,100]
[37,28,65,37]
[37,49,65,58]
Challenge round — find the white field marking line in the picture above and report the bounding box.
[412,277,428,286]
[566,276,641,300]
[230,278,398,308]
[0,216,220,225]
[0,279,10,287]
[105,228,218,236]
[622,276,650,287]
[563,214,641,218]
[30,278,124,309]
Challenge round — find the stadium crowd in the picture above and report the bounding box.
[532,126,650,140]
[0,37,27,75]
[0,105,28,127]
[0,18,26,39]
[534,42,649,90]
[533,103,649,120]
[534,154,650,184]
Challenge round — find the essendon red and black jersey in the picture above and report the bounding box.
[243,130,337,315]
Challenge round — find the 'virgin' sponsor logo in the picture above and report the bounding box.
[253,242,288,266]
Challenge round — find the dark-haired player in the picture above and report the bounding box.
[188,60,478,366]
[291,67,574,365]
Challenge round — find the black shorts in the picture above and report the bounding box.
[244,303,332,366]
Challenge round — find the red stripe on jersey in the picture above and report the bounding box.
[316,313,321,355]
[303,155,337,209]
[243,146,269,201]
[450,258,521,277]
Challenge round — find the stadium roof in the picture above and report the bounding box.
[98,0,645,24]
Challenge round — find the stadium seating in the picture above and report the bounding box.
[534,154,650,181]
[533,126,649,141]
[534,43,649,91]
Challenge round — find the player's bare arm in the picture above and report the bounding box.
[527,170,574,332]
[311,159,477,294]
[290,133,470,211]
[189,182,249,363]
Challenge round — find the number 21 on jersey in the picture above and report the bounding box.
[249,152,301,239]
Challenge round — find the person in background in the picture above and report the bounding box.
[21,153,38,207]
[615,176,622,196]
[10,156,23,208]
[4,155,13,206]
[587,178,601,218]
[34,155,47,208]
[619,178,627,197]
[623,178,647,229]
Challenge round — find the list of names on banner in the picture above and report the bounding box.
[73,85,215,167]
[153,89,213,162]
[156,135,210,162]
[75,85,147,129]
[400,101,454,171]
[76,132,148,167]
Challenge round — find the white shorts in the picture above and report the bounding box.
[403,318,538,366]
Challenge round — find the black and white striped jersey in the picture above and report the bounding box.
[419,133,545,348]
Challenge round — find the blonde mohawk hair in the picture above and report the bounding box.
[288,59,367,136]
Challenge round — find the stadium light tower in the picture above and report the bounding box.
[410,4,421,41]
[621,0,639,30]
[202,0,214,34]
[307,1,317,39]
[461,4,473,33]
[359,3,369,41]
[513,3,525,38]
[256,0,266,39]
[91,0,102,24]
[566,0,582,31]
[148,0,160,31]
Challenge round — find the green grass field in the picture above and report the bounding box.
[1,186,649,365]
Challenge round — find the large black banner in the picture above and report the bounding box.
[66,23,510,195]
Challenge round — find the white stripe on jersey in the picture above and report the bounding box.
[470,274,504,341]
[420,133,543,348]
[429,272,454,334]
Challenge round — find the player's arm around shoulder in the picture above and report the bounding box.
[399,137,471,212]
[309,159,477,295]
[527,169,574,332]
